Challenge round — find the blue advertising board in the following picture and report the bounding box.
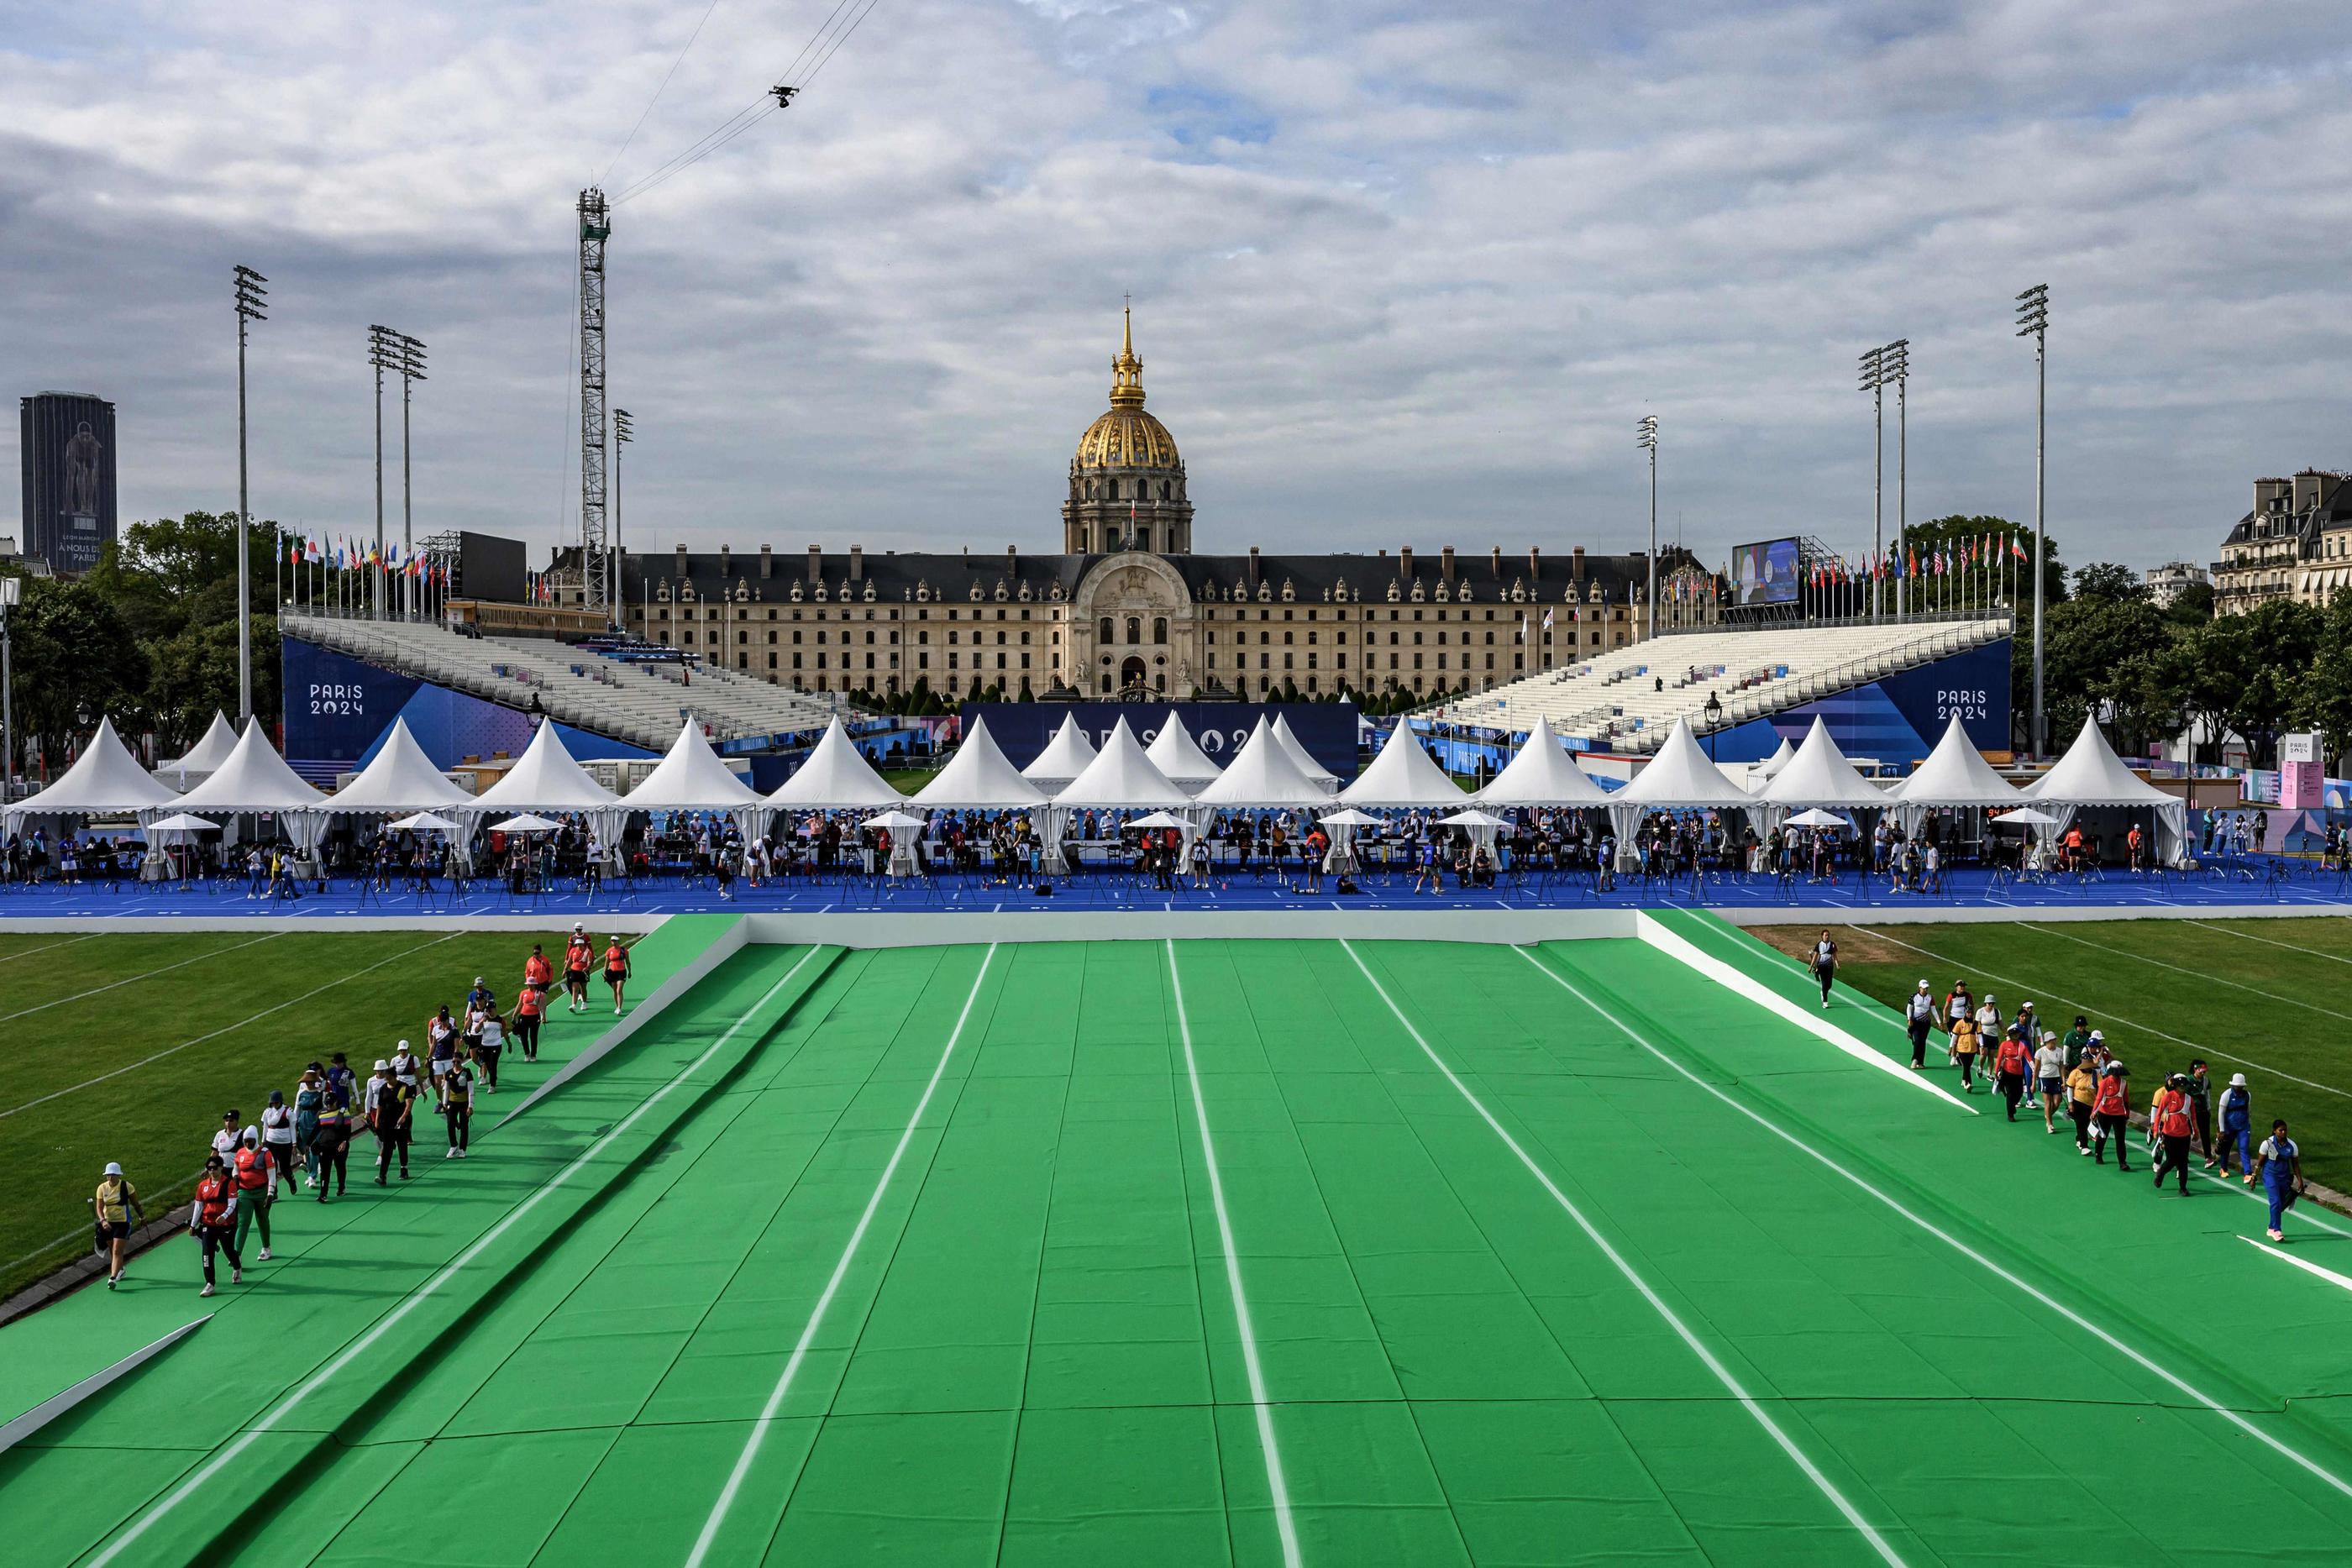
[962,702,1360,780]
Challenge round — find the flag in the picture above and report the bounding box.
[2009,535,2029,562]
[1517,615,1527,642]
[1541,606,1555,631]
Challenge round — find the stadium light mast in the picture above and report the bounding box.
[2017,283,2049,758]
[396,334,427,619]
[1858,345,1886,621]
[1879,339,1909,618]
[612,407,633,626]
[0,576,17,805]
[1636,416,1658,636]
[367,325,402,621]
[233,265,267,722]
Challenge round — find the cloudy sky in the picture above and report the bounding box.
[5,1,2349,574]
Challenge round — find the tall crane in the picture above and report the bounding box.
[577,188,612,618]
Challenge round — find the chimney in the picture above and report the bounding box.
[849,544,864,580]
[718,544,732,583]
[1399,545,1415,582]
[759,543,772,579]
[2255,477,2292,516]
[1527,545,1541,581]
[807,543,821,582]
[1489,545,1502,579]
[1572,545,1586,583]
[1248,545,1261,585]
[1441,545,1456,583]
[675,543,688,580]
[1007,543,1017,577]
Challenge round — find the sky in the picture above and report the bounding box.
[4,0,2350,575]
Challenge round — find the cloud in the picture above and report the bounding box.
[4,0,2351,574]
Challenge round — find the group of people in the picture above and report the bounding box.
[90,927,633,1296]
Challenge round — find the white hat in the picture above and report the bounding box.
[2230,1072,2247,1088]
[103,1161,123,1176]
[1916,979,1929,989]
[374,1058,391,1072]
[396,1040,411,1052]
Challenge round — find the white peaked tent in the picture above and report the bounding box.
[1271,716,1341,791]
[1477,716,1613,808]
[913,716,1049,810]
[157,711,239,786]
[328,718,476,815]
[1340,726,1466,808]
[1144,713,1221,790]
[765,718,904,810]
[1746,736,1798,789]
[1886,714,2024,830]
[1612,717,1756,866]
[3,716,180,820]
[1194,717,1331,807]
[626,721,764,819]
[1021,714,1100,793]
[474,721,627,864]
[1054,718,1193,809]
[1760,717,1891,812]
[2022,716,2189,863]
[173,721,333,854]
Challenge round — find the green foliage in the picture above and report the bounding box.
[2071,562,2145,602]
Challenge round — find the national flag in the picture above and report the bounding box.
[2009,535,2029,562]
[1517,614,1527,642]
[1541,606,1555,631]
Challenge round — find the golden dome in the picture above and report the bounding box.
[1074,307,1179,471]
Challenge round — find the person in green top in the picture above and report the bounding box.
[2062,1016,2094,1072]
[92,1162,144,1290]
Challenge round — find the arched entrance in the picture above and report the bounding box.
[1120,655,1147,693]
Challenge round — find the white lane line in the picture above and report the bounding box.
[2240,1235,2352,1293]
[1510,943,2352,1505]
[0,934,94,966]
[1842,924,2352,1103]
[1167,940,1303,1568]
[685,943,998,1568]
[86,947,825,1568]
[2017,922,2352,1023]
[0,932,284,1024]
[1339,940,1908,1568]
[1,935,464,1120]
[2185,920,2352,969]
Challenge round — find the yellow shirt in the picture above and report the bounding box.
[2065,1066,2099,1106]
[94,1177,139,1225]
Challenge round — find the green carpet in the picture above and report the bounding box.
[7,930,2351,1565]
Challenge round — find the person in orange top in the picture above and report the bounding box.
[1992,1028,2034,1122]
[189,1152,243,1297]
[602,936,632,1015]
[231,1126,275,1262]
[523,943,554,990]
[513,977,546,1062]
[2150,1073,2197,1195]
[563,926,593,1013]
[2092,1062,2133,1172]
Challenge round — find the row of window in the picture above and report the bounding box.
[643,602,1630,624]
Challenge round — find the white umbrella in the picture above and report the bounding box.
[1991,806,2061,827]
[1319,807,1381,826]
[1784,807,1851,828]
[142,811,218,835]
[863,809,929,831]
[1128,810,1189,830]
[490,813,564,834]
[388,811,465,835]
[862,808,930,878]
[1440,808,1511,829]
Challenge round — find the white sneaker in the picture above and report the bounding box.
[614,1004,622,1015]
[459,1147,470,1159]
[445,1146,457,1159]
[259,1247,271,1260]
[201,1283,216,1297]
[231,1269,243,1284]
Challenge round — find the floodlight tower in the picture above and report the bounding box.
[579,190,612,619]
[396,333,427,618]
[368,325,402,620]
[612,407,633,625]
[233,265,267,721]
[1858,345,1885,621]
[1635,416,1659,632]
[2016,283,2050,758]
[1879,339,1908,616]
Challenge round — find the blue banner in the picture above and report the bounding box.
[962,702,1360,779]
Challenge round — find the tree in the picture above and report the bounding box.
[9,578,150,775]
[2162,580,2216,627]
[2294,590,2352,770]
[1900,515,2064,616]
[2071,562,2145,602]
[2223,598,2323,767]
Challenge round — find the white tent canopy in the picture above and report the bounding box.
[1194,717,1333,807]
[1271,716,1341,789]
[475,722,623,814]
[1477,716,1614,808]
[1340,726,1466,808]
[1759,717,1891,810]
[1143,713,1222,789]
[327,718,477,815]
[3,716,181,819]
[171,720,332,854]
[1746,736,1798,787]
[490,813,564,834]
[1021,714,1100,792]
[765,718,905,810]
[157,711,239,786]
[2022,716,2189,863]
[387,811,465,836]
[1054,718,1194,809]
[1886,713,2025,834]
[625,720,764,814]
[1617,718,1756,808]
[913,716,1049,809]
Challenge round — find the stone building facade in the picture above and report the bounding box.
[602,314,1661,701]
[2215,469,2352,614]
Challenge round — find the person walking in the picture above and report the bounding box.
[232,1125,276,1261]
[1941,979,1974,1062]
[441,1056,475,1159]
[2187,1060,2214,1165]
[2034,1030,2067,1134]
[603,935,632,1015]
[365,1060,415,1185]
[325,1052,357,1111]
[2150,1074,2197,1196]
[1949,999,1982,1093]
[2062,1015,2093,1071]
[92,1161,144,1289]
[2213,1072,2255,1180]
[513,978,545,1062]
[1809,930,1837,1009]
[564,926,593,1013]
[293,1068,324,1190]
[189,1152,243,1297]
[211,1109,241,1165]
[2064,1052,2100,1154]
[312,1093,353,1202]
[473,1010,503,1093]
[2255,1120,2306,1242]
[260,1091,297,1187]
[1903,979,1935,1070]
[2092,1060,2133,1171]
[1992,1026,2034,1121]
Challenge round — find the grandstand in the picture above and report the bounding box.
[1431,613,2011,752]
[284,611,843,751]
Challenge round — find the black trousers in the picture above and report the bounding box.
[2094,1112,2132,1168]
[445,1104,470,1150]
[1814,964,1834,1002]
[375,1125,411,1179]
[2070,1100,2094,1149]
[2154,1132,2193,1192]
[316,1137,349,1198]
[197,1224,243,1284]
[1906,1016,1930,1067]
[514,1015,541,1059]
[1998,1071,2026,1120]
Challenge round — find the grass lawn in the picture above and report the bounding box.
[879,766,933,792]
[1754,916,2352,1193]
[0,928,593,1300]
